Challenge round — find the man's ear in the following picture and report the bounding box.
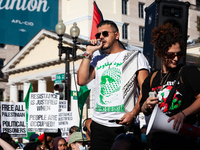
[115,31,120,40]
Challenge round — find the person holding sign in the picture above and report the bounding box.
[140,23,200,149]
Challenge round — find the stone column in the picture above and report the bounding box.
[23,82,30,100]
[38,79,47,92]
[10,84,18,102]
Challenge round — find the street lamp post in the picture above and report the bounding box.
[55,20,80,111]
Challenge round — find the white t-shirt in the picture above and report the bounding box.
[90,50,150,127]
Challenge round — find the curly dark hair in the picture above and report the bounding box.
[151,23,184,58]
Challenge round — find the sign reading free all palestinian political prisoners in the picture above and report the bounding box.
[28,92,59,132]
[1,102,27,137]
[0,0,58,46]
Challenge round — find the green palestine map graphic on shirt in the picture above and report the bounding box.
[99,67,121,104]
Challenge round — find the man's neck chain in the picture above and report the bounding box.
[106,51,122,69]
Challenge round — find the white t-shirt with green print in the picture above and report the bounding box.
[90,50,149,127]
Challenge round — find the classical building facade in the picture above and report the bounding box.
[2,29,87,125]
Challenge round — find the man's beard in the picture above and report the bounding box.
[101,45,111,51]
[101,40,115,51]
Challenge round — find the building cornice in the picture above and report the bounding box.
[2,29,86,74]
[7,64,80,85]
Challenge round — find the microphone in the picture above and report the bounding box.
[76,41,100,46]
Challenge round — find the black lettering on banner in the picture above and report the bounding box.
[2,104,14,111]
[66,112,72,116]
[30,121,55,127]
[62,132,69,137]
[29,115,47,120]
[2,121,25,127]
[58,121,68,125]
[30,93,58,100]
[2,112,25,117]
[3,128,26,133]
[15,105,25,111]
[47,115,57,121]
[30,100,35,105]
[37,106,50,111]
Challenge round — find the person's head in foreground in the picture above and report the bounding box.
[110,133,143,150]
[53,136,67,150]
[68,132,89,150]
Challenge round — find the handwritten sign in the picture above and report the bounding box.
[28,92,59,132]
[1,102,27,137]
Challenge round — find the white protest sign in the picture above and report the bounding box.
[28,92,59,132]
[58,100,74,137]
[1,102,27,137]
[58,111,74,137]
[59,100,68,112]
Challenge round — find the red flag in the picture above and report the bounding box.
[89,1,125,49]
[90,1,104,39]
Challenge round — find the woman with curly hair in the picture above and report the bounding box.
[140,23,200,150]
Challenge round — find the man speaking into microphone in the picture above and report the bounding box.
[77,20,150,150]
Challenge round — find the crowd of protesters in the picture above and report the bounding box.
[0,119,156,150]
[0,121,150,150]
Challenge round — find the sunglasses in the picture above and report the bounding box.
[95,31,115,39]
[115,133,135,141]
[165,51,183,59]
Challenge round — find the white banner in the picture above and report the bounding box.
[1,102,27,137]
[58,100,74,137]
[28,92,59,132]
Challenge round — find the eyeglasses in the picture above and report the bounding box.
[95,31,115,39]
[115,133,135,141]
[165,51,183,59]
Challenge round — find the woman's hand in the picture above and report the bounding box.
[168,112,185,130]
[142,97,159,113]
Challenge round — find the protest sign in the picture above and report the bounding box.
[58,100,68,112]
[58,110,74,138]
[58,100,74,137]
[28,92,59,132]
[1,102,26,137]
